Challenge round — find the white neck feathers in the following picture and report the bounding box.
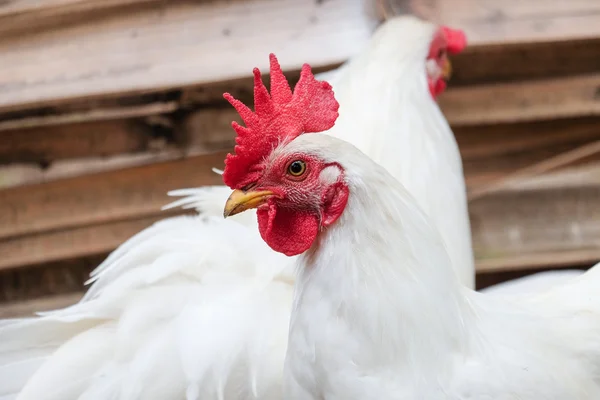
[289,139,474,379]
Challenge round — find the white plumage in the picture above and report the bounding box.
[4,215,292,399]
[482,269,585,296]
[247,133,600,399]
[321,18,474,289]
[0,16,583,399]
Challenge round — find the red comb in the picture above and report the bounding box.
[441,26,467,54]
[222,54,340,189]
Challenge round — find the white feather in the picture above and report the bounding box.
[482,269,586,296]
[282,133,600,399]
[320,16,474,289]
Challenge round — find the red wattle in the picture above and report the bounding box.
[428,78,446,98]
[257,203,319,256]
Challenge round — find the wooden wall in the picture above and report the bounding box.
[0,0,599,315]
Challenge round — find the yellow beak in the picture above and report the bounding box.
[442,58,452,81]
[223,189,275,218]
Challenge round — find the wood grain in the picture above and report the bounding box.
[0,0,376,112]
[0,102,178,131]
[457,117,600,186]
[0,107,238,188]
[450,37,600,86]
[439,74,600,126]
[0,151,228,240]
[0,1,597,118]
[406,0,600,45]
[470,170,600,273]
[0,0,156,18]
[0,119,158,164]
[0,254,105,302]
[177,109,238,152]
[0,0,162,38]
[0,213,186,271]
[0,148,193,190]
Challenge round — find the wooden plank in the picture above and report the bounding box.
[0,0,155,18]
[470,169,600,273]
[457,117,600,187]
[457,118,600,160]
[0,151,228,240]
[0,37,593,123]
[0,0,161,37]
[178,109,237,152]
[0,108,239,190]
[0,149,188,190]
[0,119,160,164]
[1,0,597,114]
[450,37,600,86]
[0,254,104,302]
[0,213,186,271]
[0,293,83,318]
[490,163,600,193]
[0,0,375,113]
[0,102,177,131]
[439,74,600,126]
[1,1,596,116]
[405,0,600,45]
[0,107,239,190]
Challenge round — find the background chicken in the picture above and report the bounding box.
[221,63,600,400]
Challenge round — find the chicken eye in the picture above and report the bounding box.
[287,160,306,177]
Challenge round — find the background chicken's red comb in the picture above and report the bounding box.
[441,26,467,54]
[222,53,340,189]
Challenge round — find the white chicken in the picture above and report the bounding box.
[0,15,580,400]
[221,63,600,400]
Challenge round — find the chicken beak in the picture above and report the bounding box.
[442,58,453,81]
[223,189,275,218]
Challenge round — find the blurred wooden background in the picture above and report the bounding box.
[0,0,599,317]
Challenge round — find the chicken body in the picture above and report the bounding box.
[481,269,585,295]
[321,17,474,289]
[248,134,600,400]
